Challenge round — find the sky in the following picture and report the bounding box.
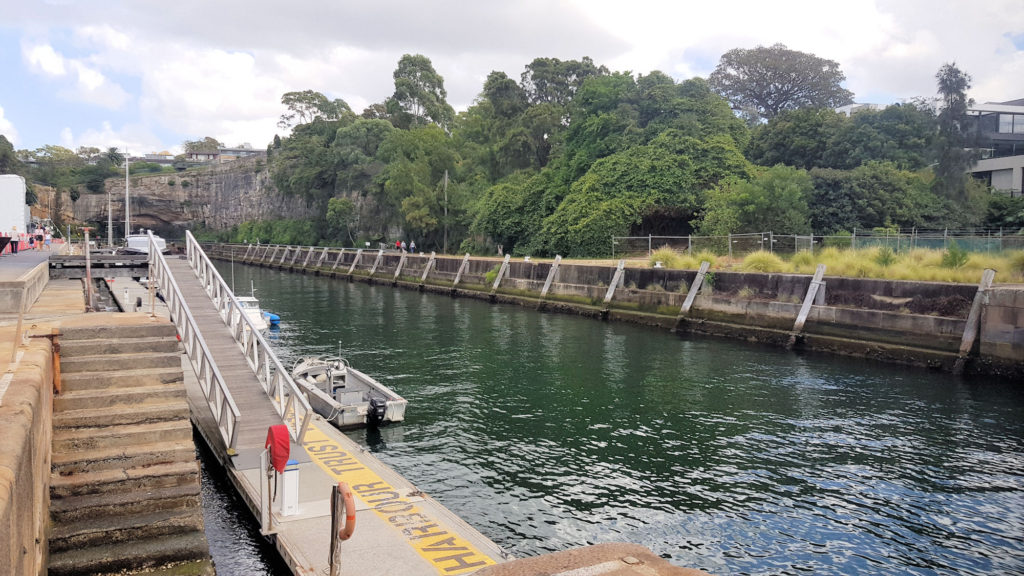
[1,0,1022,156]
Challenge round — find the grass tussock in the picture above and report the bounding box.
[741,251,785,273]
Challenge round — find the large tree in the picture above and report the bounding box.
[183,137,224,154]
[932,63,975,199]
[708,43,854,122]
[389,54,455,129]
[278,90,351,130]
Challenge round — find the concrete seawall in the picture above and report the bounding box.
[208,244,1024,379]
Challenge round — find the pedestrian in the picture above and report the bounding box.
[400,240,407,252]
[395,240,401,251]
[35,226,44,250]
[410,240,416,253]
[10,228,17,254]
[44,231,52,250]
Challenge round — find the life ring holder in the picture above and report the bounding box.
[337,482,356,541]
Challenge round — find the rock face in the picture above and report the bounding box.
[73,158,319,238]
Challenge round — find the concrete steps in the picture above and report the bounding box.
[49,321,211,575]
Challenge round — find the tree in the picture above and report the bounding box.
[520,57,608,106]
[698,165,813,235]
[326,197,357,243]
[183,137,223,154]
[0,135,25,176]
[389,54,455,129]
[932,63,976,199]
[278,90,351,130]
[708,44,854,122]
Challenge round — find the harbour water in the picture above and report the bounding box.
[206,261,1024,575]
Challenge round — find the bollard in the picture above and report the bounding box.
[281,459,300,516]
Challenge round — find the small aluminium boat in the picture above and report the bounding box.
[291,356,407,429]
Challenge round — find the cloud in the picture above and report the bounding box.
[59,121,171,155]
[22,41,131,109]
[0,106,19,146]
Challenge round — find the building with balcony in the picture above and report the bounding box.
[969,98,1024,196]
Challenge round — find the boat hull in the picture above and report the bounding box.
[291,358,406,429]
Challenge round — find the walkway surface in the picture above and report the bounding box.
[164,257,506,575]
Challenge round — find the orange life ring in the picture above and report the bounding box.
[338,482,356,541]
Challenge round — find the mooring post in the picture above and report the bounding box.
[673,261,710,330]
[789,264,827,347]
[602,259,626,308]
[491,254,511,293]
[347,249,363,275]
[420,252,437,284]
[331,248,346,271]
[953,268,996,375]
[452,254,471,288]
[393,252,408,282]
[368,249,384,276]
[539,255,562,300]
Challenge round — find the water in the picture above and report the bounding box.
[208,262,1024,575]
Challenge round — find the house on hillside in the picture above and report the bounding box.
[218,144,265,163]
[969,98,1024,196]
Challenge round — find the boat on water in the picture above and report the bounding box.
[120,230,169,255]
[235,295,269,331]
[291,356,407,429]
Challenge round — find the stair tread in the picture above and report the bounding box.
[50,460,198,489]
[47,531,209,574]
[62,351,182,361]
[58,383,185,400]
[53,418,192,441]
[62,366,183,380]
[52,439,195,466]
[50,482,200,512]
[55,399,187,420]
[51,506,203,540]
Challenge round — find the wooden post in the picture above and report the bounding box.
[243,243,253,260]
[290,246,302,265]
[603,260,626,306]
[317,247,329,267]
[491,254,511,293]
[539,255,562,299]
[302,246,315,267]
[347,249,363,275]
[790,264,827,345]
[420,252,437,283]
[953,268,996,375]
[452,254,471,286]
[368,249,384,276]
[278,247,289,265]
[677,261,710,320]
[268,246,279,263]
[331,249,346,271]
[393,252,408,281]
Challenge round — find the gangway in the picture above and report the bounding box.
[147,231,504,575]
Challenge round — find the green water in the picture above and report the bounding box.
[216,262,1024,575]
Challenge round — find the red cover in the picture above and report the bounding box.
[265,425,290,474]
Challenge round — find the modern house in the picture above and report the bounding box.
[969,98,1024,196]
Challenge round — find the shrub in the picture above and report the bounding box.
[694,250,718,267]
[941,241,969,269]
[741,250,785,272]
[649,246,685,269]
[1009,251,1024,276]
[180,179,191,188]
[645,283,665,292]
[167,178,176,187]
[874,246,897,267]
[484,264,501,285]
[738,286,755,298]
[790,251,815,267]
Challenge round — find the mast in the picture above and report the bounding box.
[124,150,130,240]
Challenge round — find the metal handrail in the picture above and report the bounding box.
[148,232,241,449]
[185,231,313,444]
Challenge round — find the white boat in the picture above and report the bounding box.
[121,230,169,255]
[235,295,269,331]
[291,356,407,429]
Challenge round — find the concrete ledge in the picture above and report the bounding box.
[0,342,54,576]
[0,262,49,313]
[475,543,711,576]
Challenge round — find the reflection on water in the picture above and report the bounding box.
[211,262,1024,575]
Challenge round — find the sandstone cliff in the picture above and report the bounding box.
[73,157,320,238]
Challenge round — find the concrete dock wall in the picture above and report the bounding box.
[210,244,1023,378]
[0,341,54,576]
[0,263,49,314]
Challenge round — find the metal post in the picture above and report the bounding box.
[648,234,652,257]
[83,227,94,311]
[728,234,732,259]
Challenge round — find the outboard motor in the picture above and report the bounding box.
[367,397,387,427]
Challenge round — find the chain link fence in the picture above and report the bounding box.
[612,229,1024,259]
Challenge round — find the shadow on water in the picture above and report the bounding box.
[194,431,291,576]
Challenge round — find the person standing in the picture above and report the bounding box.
[395,240,401,251]
[400,240,407,252]
[44,231,52,250]
[34,225,44,251]
[9,227,18,254]
[410,240,416,253]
